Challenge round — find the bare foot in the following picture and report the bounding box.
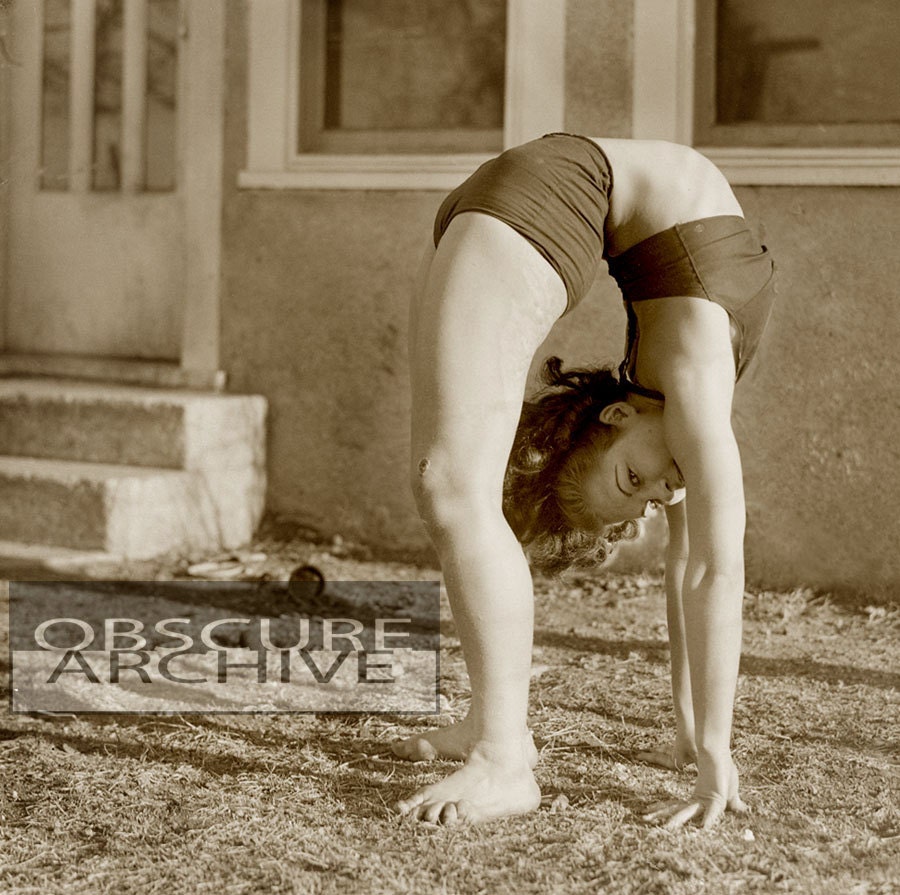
[636,740,697,771]
[392,719,539,767]
[396,744,541,824]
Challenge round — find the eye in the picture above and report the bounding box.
[628,468,641,489]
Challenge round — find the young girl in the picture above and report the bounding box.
[395,134,775,828]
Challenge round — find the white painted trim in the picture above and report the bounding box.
[701,148,900,186]
[503,0,565,149]
[633,0,900,185]
[69,0,96,191]
[180,0,226,372]
[246,0,293,174]
[243,0,565,190]
[632,0,694,144]
[238,154,493,191]
[0,4,11,350]
[121,0,149,192]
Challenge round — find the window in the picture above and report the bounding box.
[297,0,505,155]
[39,0,179,192]
[633,0,900,184]
[242,0,565,189]
[695,0,900,148]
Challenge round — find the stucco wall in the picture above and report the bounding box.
[220,5,900,597]
[733,187,900,597]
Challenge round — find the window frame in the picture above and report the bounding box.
[240,0,564,190]
[632,0,900,185]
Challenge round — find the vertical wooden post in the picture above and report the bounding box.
[180,0,225,374]
[69,0,97,192]
[122,0,148,192]
[503,0,565,148]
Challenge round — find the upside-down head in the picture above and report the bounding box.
[503,357,684,575]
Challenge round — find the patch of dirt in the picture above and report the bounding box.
[1,531,898,894]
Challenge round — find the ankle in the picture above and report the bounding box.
[468,738,535,768]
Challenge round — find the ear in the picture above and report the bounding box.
[598,401,637,427]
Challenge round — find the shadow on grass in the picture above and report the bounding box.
[0,714,431,822]
[738,654,900,690]
[533,628,669,663]
[533,626,900,691]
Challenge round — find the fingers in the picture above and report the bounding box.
[642,799,683,821]
[642,799,712,829]
[666,802,704,829]
[642,795,743,829]
[700,799,725,830]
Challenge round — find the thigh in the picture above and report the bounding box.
[409,213,568,498]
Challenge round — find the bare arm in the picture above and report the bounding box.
[659,352,748,827]
[664,498,697,766]
[637,498,698,771]
[640,298,749,828]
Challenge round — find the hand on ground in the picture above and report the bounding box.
[642,752,748,830]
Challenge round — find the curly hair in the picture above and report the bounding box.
[503,356,640,575]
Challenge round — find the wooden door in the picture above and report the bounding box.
[6,0,193,360]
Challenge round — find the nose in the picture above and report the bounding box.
[645,475,684,507]
[648,477,675,503]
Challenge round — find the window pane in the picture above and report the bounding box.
[299,0,506,153]
[715,0,900,126]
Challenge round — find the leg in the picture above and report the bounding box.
[396,213,566,823]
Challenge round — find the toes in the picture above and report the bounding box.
[421,801,445,824]
[392,736,437,762]
[406,800,466,826]
[454,799,480,824]
[637,749,678,770]
[395,788,429,815]
[728,794,750,814]
[414,740,438,761]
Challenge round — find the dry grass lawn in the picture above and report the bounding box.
[1,533,898,894]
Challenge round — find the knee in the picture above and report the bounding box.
[410,455,498,539]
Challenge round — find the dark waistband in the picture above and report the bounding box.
[606,215,754,300]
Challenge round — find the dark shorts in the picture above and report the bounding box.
[608,216,777,383]
[433,133,613,311]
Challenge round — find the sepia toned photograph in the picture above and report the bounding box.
[0,1,897,892]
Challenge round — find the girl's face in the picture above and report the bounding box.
[558,402,684,528]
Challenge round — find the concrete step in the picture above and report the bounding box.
[0,456,227,558]
[0,378,264,470]
[0,378,268,559]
